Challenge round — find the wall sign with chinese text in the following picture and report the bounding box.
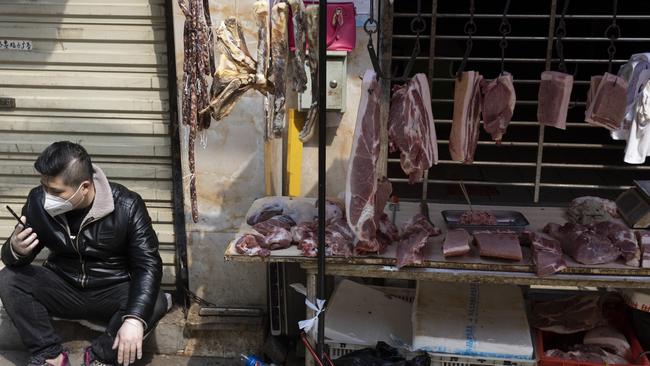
[0,40,33,51]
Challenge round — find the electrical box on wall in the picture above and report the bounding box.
[299,50,347,113]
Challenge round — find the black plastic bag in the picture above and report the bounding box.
[333,342,430,366]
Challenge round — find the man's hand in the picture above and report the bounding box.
[10,217,39,257]
[112,318,144,365]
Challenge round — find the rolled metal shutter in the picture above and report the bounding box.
[0,0,176,289]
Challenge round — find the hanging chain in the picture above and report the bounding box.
[555,0,570,73]
[456,0,476,78]
[499,0,512,74]
[605,0,620,73]
[403,0,426,77]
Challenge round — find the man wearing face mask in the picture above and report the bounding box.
[0,141,167,366]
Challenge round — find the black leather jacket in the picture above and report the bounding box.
[1,176,162,324]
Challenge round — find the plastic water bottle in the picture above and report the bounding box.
[241,353,267,366]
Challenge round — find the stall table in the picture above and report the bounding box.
[224,199,650,364]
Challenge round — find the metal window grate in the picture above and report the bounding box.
[387,0,650,205]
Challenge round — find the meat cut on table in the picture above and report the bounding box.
[537,71,573,130]
[458,210,497,225]
[396,214,442,268]
[480,72,516,142]
[442,228,471,258]
[473,231,523,261]
[544,222,622,265]
[450,71,483,163]
[591,221,640,267]
[388,73,438,184]
[530,232,567,277]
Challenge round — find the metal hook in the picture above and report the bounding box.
[454,0,476,79]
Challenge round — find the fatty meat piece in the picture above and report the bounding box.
[450,71,483,163]
[388,73,438,183]
[473,231,523,261]
[585,73,628,131]
[480,72,516,141]
[537,71,573,130]
[235,233,270,257]
[442,229,471,258]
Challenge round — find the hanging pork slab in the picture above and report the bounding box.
[585,72,628,130]
[450,71,483,163]
[480,72,516,142]
[537,71,573,130]
[388,73,438,184]
[346,70,388,253]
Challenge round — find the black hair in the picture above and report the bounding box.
[34,141,94,186]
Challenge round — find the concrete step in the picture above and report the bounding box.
[0,350,235,366]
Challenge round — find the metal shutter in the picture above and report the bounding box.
[388,0,650,205]
[0,0,176,289]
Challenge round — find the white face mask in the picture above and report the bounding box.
[44,184,83,217]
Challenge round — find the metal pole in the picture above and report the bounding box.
[533,0,558,203]
[316,0,327,359]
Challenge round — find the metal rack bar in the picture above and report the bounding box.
[392,55,629,63]
[394,13,650,20]
[433,119,598,127]
[393,34,650,42]
[388,158,650,171]
[388,178,631,191]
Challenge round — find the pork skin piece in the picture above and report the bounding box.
[584,326,631,357]
[480,72,516,141]
[530,294,605,334]
[450,71,483,163]
[537,71,573,130]
[585,73,628,130]
[235,233,271,257]
[388,73,438,183]
[473,231,523,261]
[531,232,567,277]
[636,231,650,268]
[443,228,471,258]
[287,0,308,93]
[268,1,289,138]
[544,222,621,265]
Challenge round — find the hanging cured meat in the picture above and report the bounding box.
[537,71,573,130]
[450,71,483,163]
[178,0,215,222]
[299,5,319,142]
[268,0,290,138]
[480,72,516,142]
[287,0,308,93]
[585,73,628,130]
[388,73,438,184]
[200,4,270,122]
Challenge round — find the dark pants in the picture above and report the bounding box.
[0,265,167,363]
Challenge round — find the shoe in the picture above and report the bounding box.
[82,347,115,366]
[27,351,70,366]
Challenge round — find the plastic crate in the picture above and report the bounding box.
[327,285,416,359]
[535,316,650,366]
[429,352,537,366]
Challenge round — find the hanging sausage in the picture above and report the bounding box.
[178,0,215,222]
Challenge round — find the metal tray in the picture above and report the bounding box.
[441,210,530,233]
